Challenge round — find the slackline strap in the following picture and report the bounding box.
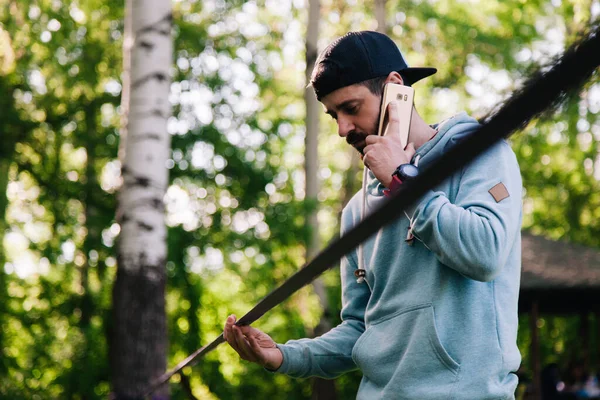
[145,23,600,397]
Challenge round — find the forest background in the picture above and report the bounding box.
[1,0,600,398]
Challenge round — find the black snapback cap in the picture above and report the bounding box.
[310,31,437,100]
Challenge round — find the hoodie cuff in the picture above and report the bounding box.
[266,343,308,376]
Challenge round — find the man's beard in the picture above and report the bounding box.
[346,118,379,155]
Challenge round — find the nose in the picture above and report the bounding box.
[337,116,354,138]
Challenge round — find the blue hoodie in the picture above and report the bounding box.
[275,113,523,399]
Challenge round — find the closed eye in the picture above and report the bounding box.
[344,105,359,115]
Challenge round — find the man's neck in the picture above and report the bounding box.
[408,109,438,150]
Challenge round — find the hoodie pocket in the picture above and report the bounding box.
[352,304,460,397]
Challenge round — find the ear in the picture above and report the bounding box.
[384,71,404,85]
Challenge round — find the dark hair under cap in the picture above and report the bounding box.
[310,31,437,100]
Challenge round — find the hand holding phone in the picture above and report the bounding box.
[377,83,415,149]
[363,83,416,187]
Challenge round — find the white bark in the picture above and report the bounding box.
[304,0,330,340]
[118,0,172,280]
[375,0,387,34]
[305,0,331,338]
[305,0,320,263]
[305,2,336,398]
[111,0,172,396]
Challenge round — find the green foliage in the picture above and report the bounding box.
[1,0,599,398]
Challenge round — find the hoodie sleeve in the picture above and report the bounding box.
[274,206,370,379]
[409,140,522,282]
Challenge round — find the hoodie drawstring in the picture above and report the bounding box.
[356,154,421,285]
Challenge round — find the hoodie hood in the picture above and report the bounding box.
[365,112,480,197]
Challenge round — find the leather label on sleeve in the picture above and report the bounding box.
[489,182,509,203]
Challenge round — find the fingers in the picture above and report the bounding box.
[240,326,276,348]
[239,325,266,339]
[224,315,269,364]
[246,334,270,368]
[247,334,262,353]
[224,314,250,359]
[365,135,383,145]
[387,101,400,125]
[405,142,416,159]
[224,314,235,341]
[224,315,244,359]
[246,330,281,370]
[382,101,400,137]
[232,325,257,362]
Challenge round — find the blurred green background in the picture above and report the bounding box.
[1,0,599,398]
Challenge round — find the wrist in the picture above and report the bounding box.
[264,348,284,371]
[382,175,393,188]
[381,164,399,188]
[383,176,403,197]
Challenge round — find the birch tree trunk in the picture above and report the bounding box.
[305,1,320,261]
[0,158,9,376]
[304,0,337,398]
[110,0,172,397]
[375,0,387,34]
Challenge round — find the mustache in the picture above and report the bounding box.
[346,130,369,146]
[346,130,371,155]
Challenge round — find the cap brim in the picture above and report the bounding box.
[400,67,437,85]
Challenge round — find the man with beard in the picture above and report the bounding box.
[224,31,523,399]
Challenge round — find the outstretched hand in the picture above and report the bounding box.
[223,315,283,371]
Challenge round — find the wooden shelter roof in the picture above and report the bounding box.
[519,232,600,313]
[521,232,600,289]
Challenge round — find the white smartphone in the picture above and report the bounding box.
[377,83,415,149]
